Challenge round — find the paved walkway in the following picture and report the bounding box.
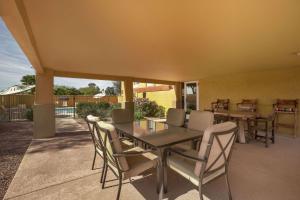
[3,119,300,200]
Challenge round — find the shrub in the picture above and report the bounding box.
[76,102,121,119]
[134,98,165,120]
[26,108,33,121]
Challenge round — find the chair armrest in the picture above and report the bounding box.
[113,149,155,157]
[167,148,207,162]
[119,137,132,141]
[193,138,202,142]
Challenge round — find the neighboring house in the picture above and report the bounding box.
[0,85,35,95]
[133,82,176,112]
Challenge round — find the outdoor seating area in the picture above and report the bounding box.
[2,118,300,200]
[81,107,296,199]
[1,1,300,200]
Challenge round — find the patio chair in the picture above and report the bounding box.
[86,115,104,171]
[96,121,158,200]
[166,122,238,200]
[111,109,135,145]
[86,115,134,171]
[174,111,214,151]
[111,109,133,124]
[166,108,186,127]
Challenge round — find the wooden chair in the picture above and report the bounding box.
[248,114,275,147]
[166,122,238,200]
[96,121,158,200]
[237,99,257,112]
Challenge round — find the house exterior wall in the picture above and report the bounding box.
[136,89,176,112]
[198,66,300,136]
[134,83,176,112]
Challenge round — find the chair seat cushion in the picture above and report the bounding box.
[167,150,225,186]
[123,147,158,179]
[121,140,134,149]
[95,141,132,162]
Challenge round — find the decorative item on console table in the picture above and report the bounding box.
[209,99,230,124]
[237,99,257,112]
[273,99,298,138]
[211,99,230,112]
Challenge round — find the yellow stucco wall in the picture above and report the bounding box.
[134,82,176,113]
[198,66,300,136]
[136,89,176,112]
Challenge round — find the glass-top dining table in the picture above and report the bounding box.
[113,121,204,200]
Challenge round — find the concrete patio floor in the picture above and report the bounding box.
[4,119,300,200]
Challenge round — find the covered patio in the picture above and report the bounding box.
[1,0,300,200]
[3,119,300,200]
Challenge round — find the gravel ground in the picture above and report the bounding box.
[0,122,33,200]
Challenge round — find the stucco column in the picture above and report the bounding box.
[33,70,55,138]
[175,82,183,109]
[123,79,134,118]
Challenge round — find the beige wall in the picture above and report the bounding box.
[198,66,300,136]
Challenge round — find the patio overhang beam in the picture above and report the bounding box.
[0,0,44,73]
[53,70,179,86]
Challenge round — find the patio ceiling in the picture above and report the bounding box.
[1,0,300,81]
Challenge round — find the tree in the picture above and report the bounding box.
[79,82,101,95]
[88,83,96,88]
[54,86,82,95]
[105,87,116,96]
[21,75,35,85]
[112,81,121,95]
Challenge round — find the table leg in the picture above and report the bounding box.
[265,121,269,148]
[238,120,246,144]
[156,148,167,200]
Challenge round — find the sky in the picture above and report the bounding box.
[0,18,113,91]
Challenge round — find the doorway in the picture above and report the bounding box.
[184,81,199,113]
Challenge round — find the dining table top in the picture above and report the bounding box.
[114,121,204,149]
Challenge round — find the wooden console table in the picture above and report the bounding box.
[273,99,298,138]
[274,111,298,138]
